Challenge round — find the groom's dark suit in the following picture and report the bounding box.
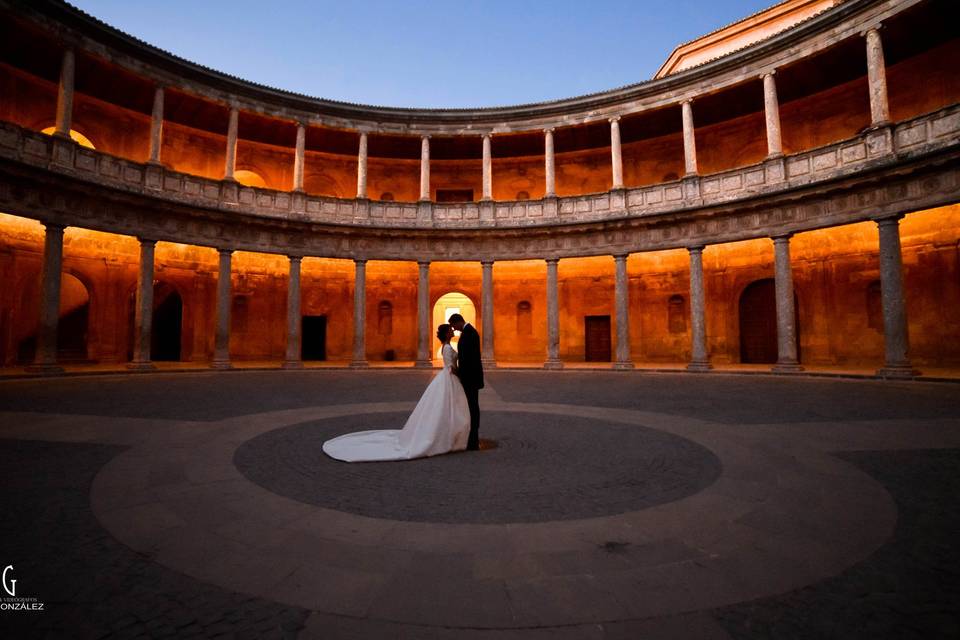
[456,323,484,450]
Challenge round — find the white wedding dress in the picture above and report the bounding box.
[322,344,471,462]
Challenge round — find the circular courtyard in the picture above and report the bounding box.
[1,369,959,638]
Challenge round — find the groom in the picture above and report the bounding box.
[448,313,483,450]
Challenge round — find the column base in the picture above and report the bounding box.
[126,361,156,371]
[876,365,920,379]
[210,360,233,370]
[481,358,497,369]
[772,362,804,373]
[24,363,64,374]
[543,359,564,370]
[414,360,434,369]
[612,361,634,371]
[281,360,303,370]
[686,361,713,372]
[349,360,370,369]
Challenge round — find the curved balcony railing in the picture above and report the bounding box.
[2,104,957,233]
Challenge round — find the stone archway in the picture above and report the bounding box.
[432,292,476,358]
[126,282,184,362]
[57,272,91,362]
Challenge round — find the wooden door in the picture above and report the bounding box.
[739,279,777,363]
[584,315,612,362]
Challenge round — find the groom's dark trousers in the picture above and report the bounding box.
[457,323,484,450]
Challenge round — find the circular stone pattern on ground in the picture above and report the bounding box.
[234,410,722,524]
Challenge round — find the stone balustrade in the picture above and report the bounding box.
[1,104,957,236]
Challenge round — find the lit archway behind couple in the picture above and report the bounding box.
[432,291,476,360]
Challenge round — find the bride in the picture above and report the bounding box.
[322,324,471,462]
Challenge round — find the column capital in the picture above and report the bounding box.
[873,213,904,226]
[481,132,493,140]
[417,260,431,268]
[420,134,432,141]
[760,69,777,79]
[354,258,368,266]
[543,127,555,135]
[860,23,884,37]
[771,232,793,243]
[681,98,694,106]
[42,222,66,233]
[137,236,158,247]
[288,254,303,263]
[481,259,495,268]
[545,257,560,266]
[608,116,621,124]
[217,247,234,256]
[687,244,705,254]
[613,253,629,262]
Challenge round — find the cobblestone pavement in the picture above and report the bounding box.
[235,411,721,523]
[716,448,960,639]
[0,439,309,639]
[0,370,958,638]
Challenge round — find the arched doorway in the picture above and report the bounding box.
[126,282,183,362]
[739,279,800,364]
[152,283,182,361]
[57,273,90,362]
[432,292,476,358]
[18,272,91,363]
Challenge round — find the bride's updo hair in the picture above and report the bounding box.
[436,324,451,343]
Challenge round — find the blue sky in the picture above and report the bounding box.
[73,0,775,108]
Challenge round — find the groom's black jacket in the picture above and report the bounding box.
[457,323,484,390]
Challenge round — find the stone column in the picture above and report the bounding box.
[211,249,233,369]
[55,48,75,138]
[293,122,306,192]
[419,135,431,201]
[613,253,633,370]
[687,245,712,371]
[481,260,496,368]
[544,257,563,369]
[865,27,890,126]
[415,260,432,368]
[875,215,918,378]
[283,256,303,369]
[681,100,698,177]
[351,259,369,368]
[772,234,803,372]
[148,86,164,164]
[762,72,783,158]
[128,238,157,371]
[357,131,368,199]
[544,129,556,197]
[482,134,493,201]
[610,117,624,190]
[27,223,65,373]
[224,107,239,181]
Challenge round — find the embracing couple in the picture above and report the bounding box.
[323,314,483,462]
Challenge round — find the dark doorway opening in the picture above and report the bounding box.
[436,189,474,203]
[152,284,182,361]
[302,315,327,361]
[739,278,800,364]
[584,315,612,362]
[57,302,89,362]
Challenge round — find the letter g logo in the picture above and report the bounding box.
[2,565,15,597]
